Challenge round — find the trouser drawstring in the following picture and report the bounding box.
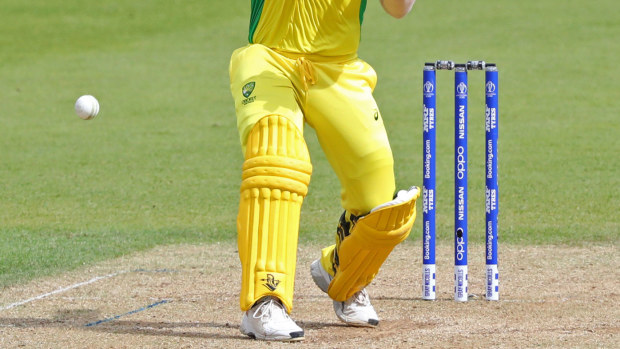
[296,57,317,90]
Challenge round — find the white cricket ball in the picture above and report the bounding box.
[75,95,100,120]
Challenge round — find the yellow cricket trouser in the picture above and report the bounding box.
[229,44,396,311]
[230,44,395,214]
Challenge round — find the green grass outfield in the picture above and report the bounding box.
[1,0,618,286]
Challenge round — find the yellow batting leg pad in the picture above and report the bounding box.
[238,115,312,313]
[320,245,337,278]
[327,187,420,301]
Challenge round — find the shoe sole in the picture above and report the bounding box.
[240,326,305,341]
[242,330,305,341]
[335,315,379,327]
[310,259,331,293]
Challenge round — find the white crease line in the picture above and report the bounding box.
[0,271,126,311]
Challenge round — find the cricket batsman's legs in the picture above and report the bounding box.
[237,115,312,313]
[302,57,419,318]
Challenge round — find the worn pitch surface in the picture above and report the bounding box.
[1,242,617,348]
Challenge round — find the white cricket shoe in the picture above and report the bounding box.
[240,296,305,341]
[310,259,379,327]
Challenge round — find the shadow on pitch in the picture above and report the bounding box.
[0,315,345,340]
[0,316,240,340]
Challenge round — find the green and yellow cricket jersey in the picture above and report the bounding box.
[249,0,367,58]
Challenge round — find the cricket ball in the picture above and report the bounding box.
[75,95,100,120]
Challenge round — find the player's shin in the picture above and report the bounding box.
[237,115,312,313]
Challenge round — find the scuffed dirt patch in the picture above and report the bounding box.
[0,242,617,348]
